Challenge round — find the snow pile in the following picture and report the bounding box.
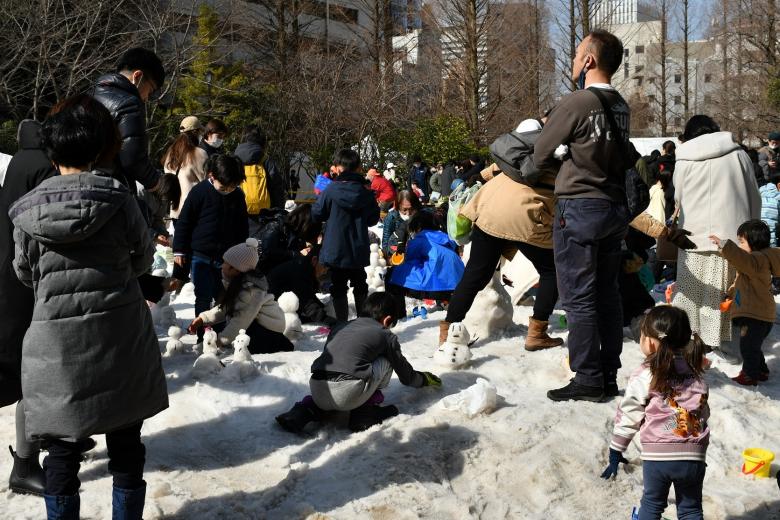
[437,378,498,417]
[1,281,779,519]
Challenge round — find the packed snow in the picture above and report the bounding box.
[1,282,779,519]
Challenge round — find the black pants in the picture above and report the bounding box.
[733,317,771,378]
[446,226,558,323]
[329,267,368,321]
[266,256,329,324]
[245,321,295,354]
[44,422,145,496]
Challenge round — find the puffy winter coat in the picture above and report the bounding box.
[93,73,161,189]
[0,120,56,407]
[759,183,780,245]
[312,172,380,269]
[370,174,396,203]
[10,172,168,439]
[674,132,761,251]
[389,230,464,292]
[198,272,286,344]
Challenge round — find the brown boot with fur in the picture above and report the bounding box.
[525,317,564,351]
[438,320,450,346]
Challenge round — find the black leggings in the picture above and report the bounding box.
[44,422,145,496]
[446,226,558,323]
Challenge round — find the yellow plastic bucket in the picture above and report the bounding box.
[741,448,774,478]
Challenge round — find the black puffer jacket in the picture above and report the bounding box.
[0,120,56,407]
[93,73,160,190]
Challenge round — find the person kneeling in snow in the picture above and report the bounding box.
[188,239,294,354]
[276,292,441,433]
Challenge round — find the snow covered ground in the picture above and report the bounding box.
[1,287,779,519]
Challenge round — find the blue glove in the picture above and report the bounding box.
[600,448,629,479]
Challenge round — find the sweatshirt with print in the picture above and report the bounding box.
[534,86,633,202]
[610,358,709,462]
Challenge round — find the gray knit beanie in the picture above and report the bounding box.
[223,238,259,272]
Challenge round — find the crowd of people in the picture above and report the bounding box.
[0,29,778,519]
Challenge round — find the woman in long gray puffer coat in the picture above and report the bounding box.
[9,96,168,519]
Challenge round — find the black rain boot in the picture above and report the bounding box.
[8,446,45,496]
[348,404,399,432]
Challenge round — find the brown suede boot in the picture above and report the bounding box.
[438,320,451,345]
[525,317,564,351]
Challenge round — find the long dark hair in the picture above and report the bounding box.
[640,305,706,396]
[162,130,201,171]
[216,272,248,317]
[158,173,182,211]
[284,203,321,244]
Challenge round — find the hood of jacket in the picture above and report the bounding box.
[235,142,264,165]
[418,229,454,247]
[10,172,128,245]
[761,247,780,277]
[328,172,372,209]
[16,120,43,150]
[760,182,779,197]
[676,131,739,162]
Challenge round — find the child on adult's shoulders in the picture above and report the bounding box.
[709,219,780,386]
[275,292,441,433]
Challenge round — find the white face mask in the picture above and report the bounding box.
[399,213,410,221]
[209,137,224,148]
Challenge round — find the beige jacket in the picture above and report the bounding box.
[198,274,286,344]
[167,146,208,219]
[720,240,780,323]
[460,168,556,249]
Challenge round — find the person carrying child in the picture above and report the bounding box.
[386,211,464,316]
[601,305,709,520]
[187,238,293,354]
[173,154,248,341]
[709,219,780,385]
[312,149,380,322]
[275,292,441,433]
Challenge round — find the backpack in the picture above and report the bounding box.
[489,130,542,185]
[587,87,648,220]
[446,181,481,245]
[242,162,271,215]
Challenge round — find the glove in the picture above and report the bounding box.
[420,371,442,388]
[600,448,629,479]
[666,227,696,250]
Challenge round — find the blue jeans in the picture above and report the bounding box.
[191,254,222,338]
[553,198,629,388]
[640,460,705,520]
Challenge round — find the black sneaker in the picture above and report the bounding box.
[547,381,605,402]
[348,405,399,432]
[275,403,320,434]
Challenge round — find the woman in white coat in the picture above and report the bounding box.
[672,115,761,349]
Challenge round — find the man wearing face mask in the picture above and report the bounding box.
[199,119,229,158]
[533,30,635,403]
[758,131,780,184]
[93,47,165,191]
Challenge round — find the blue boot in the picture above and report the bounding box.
[44,494,80,520]
[112,484,146,520]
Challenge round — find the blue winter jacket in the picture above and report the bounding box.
[312,172,380,269]
[760,183,780,245]
[409,164,429,196]
[389,230,464,292]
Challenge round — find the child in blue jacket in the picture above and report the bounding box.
[387,211,464,303]
[312,149,380,321]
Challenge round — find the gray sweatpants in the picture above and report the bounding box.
[310,357,393,411]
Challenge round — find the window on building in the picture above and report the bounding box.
[636,76,644,86]
[648,94,656,103]
[298,0,359,24]
[635,45,645,54]
[635,65,644,74]
[624,62,629,79]
[674,73,682,83]
[674,117,682,126]
[647,77,655,84]
[704,74,712,83]
[704,94,712,104]
[624,49,630,58]
[674,95,682,105]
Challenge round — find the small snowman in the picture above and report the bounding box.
[278,292,303,340]
[365,243,387,293]
[192,329,224,378]
[151,292,177,328]
[223,329,257,381]
[164,326,185,357]
[433,322,473,369]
